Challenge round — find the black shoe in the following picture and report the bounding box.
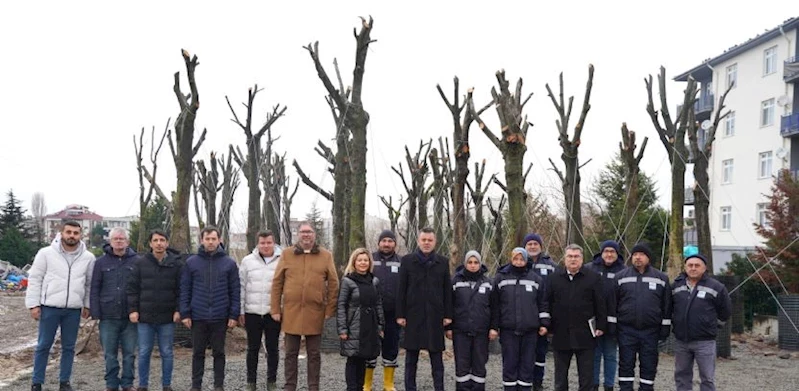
[604,387,614,391]
[31,384,42,391]
[533,382,544,391]
[59,382,74,391]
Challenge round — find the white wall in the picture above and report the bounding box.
[705,30,796,257]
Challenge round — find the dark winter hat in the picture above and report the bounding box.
[630,242,654,261]
[523,233,543,247]
[378,230,396,243]
[464,250,483,265]
[685,253,708,265]
[599,240,620,254]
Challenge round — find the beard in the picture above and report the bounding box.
[62,237,79,246]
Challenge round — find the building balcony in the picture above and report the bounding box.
[781,113,799,137]
[677,93,714,121]
[784,56,799,83]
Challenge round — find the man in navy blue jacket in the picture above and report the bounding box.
[90,228,138,391]
[180,226,241,391]
[522,233,556,391]
[585,240,625,391]
[672,254,731,391]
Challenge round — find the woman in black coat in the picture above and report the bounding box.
[337,248,385,391]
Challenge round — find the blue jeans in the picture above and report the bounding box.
[99,319,138,388]
[592,335,618,387]
[32,306,81,385]
[138,323,175,387]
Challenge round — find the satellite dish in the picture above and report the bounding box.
[776,147,788,159]
[778,95,790,106]
[701,120,712,130]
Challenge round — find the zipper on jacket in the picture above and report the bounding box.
[63,253,75,308]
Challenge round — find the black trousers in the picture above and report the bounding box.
[191,320,227,388]
[345,357,367,391]
[553,348,594,391]
[618,326,659,391]
[500,331,537,391]
[244,313,280,384]
[454,332,490,391]
[405,349,444,391]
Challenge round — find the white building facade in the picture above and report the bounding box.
[675,17,799,271]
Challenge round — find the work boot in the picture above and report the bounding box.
[382,367,396,391]
[31,384,42,391]
[267,382,278,391]
[59,382,74,391]
[604,386,614,391]
[591,385,599,391]
[363,367,375,391]
[533,381,544,391]
[246,383,256,391]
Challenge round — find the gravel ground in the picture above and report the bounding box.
[4,338,798,391]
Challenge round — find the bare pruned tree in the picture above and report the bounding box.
[472,70,533,248]
[227,85,287,251]
[379,195,406,234]
[392,141,432,251]
[133,119,170,252]
[219,147,241,247]
[260,129,282,244]
[487,194,507,264]
[272,153,298,246]
[688,83,732,273]
[617,123,648,258]
[546,65,595,250]
[30,192,47,243]
[465,160,495,252]
[168,50,206,252]
[645,66,696,278]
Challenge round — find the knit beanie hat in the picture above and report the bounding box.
[523,233,543,247]
[630,242,654,261]
[511,247,529,262]
[685,253,708,265]
[599,240,620,254]
[463,250,483,265]
[378,230,396,243]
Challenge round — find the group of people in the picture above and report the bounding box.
[24,220,731,391]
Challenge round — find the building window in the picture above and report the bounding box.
[764,46,778,75]
[726,63,737,88]
[722,159,734,184]
[761,98,775,127]
[758,151,773,179]
[720,206,732,231]
[724,111,736,137]
[756,203,769,228]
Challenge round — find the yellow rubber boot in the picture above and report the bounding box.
[382,367,396,391]
[363,367,374,391]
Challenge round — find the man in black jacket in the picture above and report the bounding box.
[396,227,453,391]
[672,254,731,391]
[91,227,138,391]
[365,230,403,391]
[127,229,183,391]
[547,244,606,391]
[614,243,671,391]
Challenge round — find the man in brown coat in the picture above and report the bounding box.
[271,222,339,391]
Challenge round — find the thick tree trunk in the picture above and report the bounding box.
[619,123,648,259]
[218,149,239,249]
[561,155,583,247]
[693,158,712,271]
[169,50,205,253]
[505,144,527,247]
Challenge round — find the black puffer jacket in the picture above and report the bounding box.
[372,251,401,312]
[585,252,625,334]
[614,265,671,330]
[90,245,137,320]
[451,265,493,335]
[491,263,550,333]
[127,249,184,324]
[337,272,385,358]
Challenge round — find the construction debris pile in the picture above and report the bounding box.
[0,261,29,292]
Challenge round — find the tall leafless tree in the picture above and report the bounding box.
[546,65,595,250]
[134,120,169,252]
[688,84,732,273]
[618,123,648,258]
[295,17,375,265]
[487,195,507,261]
[379,195,405,234]
[259,129,282,244]
[272,153,298,246]
[428,145,450,257]
[168,50,206,252]
[392,141,431,250]
[645,66,696,278]
[219,147,241,247]
[465,160,495,251]
[30,192,47,243]
[472,70,533,248]
[227,85,287,251]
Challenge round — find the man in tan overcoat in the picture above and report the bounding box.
[271,222,339,391]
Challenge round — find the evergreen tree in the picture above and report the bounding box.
[305,203,327,248]
[0,190,37,266]
[588,154,669,265]
[0,190,28,234]
[721,253,778,329]
[130,196,171,252]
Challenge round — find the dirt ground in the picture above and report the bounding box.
[1,293,798,390]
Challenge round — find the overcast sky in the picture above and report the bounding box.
[0,1,793,232]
